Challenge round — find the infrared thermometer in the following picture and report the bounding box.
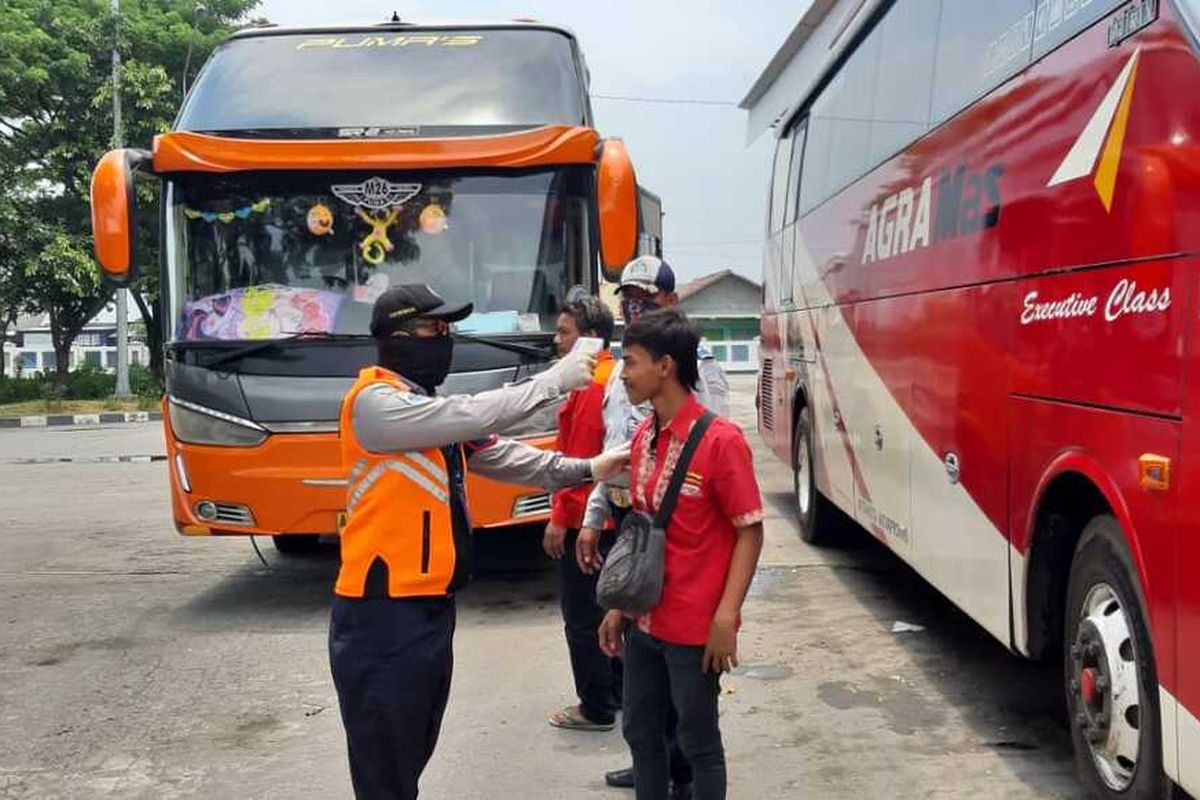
[572,336,604,355]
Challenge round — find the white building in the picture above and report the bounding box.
[2,303,150,378]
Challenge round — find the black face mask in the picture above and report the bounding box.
[378,335,454,394]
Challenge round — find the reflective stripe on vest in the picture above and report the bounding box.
[347,456,449,513]
[335,366,463,599]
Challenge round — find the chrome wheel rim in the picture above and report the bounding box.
[795,427,812,519]
[1070,582,1142,792]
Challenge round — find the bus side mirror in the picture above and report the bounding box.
[90,148,151,286]
[596,139,638,279]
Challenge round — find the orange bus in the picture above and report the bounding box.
[89,20,644,554]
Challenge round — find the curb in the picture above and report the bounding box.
[0,411,162,429]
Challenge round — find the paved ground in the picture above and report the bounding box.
[0,376,1083,799]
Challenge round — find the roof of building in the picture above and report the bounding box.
[677,269,761,303]
[14,301,138,333]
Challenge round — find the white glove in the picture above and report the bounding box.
[535,350,597,394]
[590,443,631,482]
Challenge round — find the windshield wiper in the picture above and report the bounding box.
[452,332,552,360]
[187,331,548,369]
[199,332,373,369]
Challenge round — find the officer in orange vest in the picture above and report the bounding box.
[331,284,629,800]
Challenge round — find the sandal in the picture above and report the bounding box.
[548,705,614,732]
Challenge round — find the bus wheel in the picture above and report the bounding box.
[793,407,831,544]
[272,534,322,556]
[1064,515,1164,800]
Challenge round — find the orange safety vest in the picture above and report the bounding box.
[335,366,466,599]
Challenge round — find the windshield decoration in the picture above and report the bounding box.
[356,208,401,265]
[307,203,334,236]
[331,177,422,210]
[419,203,448,235]
[183,198,271,224]
[330,178,423,264]
[168,169,581,344]
[182,285,343,341]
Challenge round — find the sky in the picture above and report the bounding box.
[251,0,800,283]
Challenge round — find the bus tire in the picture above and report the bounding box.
[793,407,832,544]
[1064,515,1165,800]
[272,533,322,556]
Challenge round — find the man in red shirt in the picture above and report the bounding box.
[543,296,623,731]
[593,309,764,800]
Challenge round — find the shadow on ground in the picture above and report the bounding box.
[758,488,1079,798]
[169,526,560,631]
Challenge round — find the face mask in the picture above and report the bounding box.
[620,296,660,323]
[378,334,454,394]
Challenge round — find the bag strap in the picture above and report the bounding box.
[653,411,717,529]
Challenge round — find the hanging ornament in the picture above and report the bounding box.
[307,203,334,236]
[356,207,400,265]
[184,198,271,224]
[419,203,448,235]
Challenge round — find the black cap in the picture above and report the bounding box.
[370,284,474,338]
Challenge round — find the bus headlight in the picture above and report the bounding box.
[168,396,269,447]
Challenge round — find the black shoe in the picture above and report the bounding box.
[669,782,693,800]
[604,767,634,789]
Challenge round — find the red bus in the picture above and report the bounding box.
[753,0,1198,795]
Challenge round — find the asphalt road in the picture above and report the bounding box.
[0,376,1083,799]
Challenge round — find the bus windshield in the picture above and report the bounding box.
[163,168,591,343]
[177,29,586,135]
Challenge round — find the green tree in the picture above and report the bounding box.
[0,197,32,372]
[0,0,260,381]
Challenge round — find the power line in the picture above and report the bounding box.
[590,93,739,107]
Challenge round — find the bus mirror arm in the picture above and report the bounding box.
[90,147,154,287]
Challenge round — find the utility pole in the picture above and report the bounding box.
[112,0,131,397]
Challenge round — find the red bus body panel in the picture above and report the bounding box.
[759,2,1200,783]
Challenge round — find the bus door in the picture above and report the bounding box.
[846,301,912,551]
[809,304,860,517]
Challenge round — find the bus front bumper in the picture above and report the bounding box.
[164,413,557,537]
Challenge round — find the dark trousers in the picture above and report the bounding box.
[329,596,456,800]
[560,528,623,723]
[622,627,725,800]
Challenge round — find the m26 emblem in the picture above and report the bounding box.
[331,177,422,210]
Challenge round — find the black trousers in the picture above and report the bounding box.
[329,596,456,800]
[623,627,724,800]
[560,528,623,723]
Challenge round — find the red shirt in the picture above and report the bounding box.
[630,394,764,646]
[549,351,614,529]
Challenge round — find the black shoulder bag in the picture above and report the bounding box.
[596,411,717,614]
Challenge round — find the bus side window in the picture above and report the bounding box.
[826,32,881,198]
[930,0,1036,125]
[799,81,834,216]
[767,131,793,308]
[782,120,807,306]
[868,0,940,166]
[768,133,793,235]
[786,121,806,227]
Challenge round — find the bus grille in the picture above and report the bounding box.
[512,493,551,518]
[761,359,775,430]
